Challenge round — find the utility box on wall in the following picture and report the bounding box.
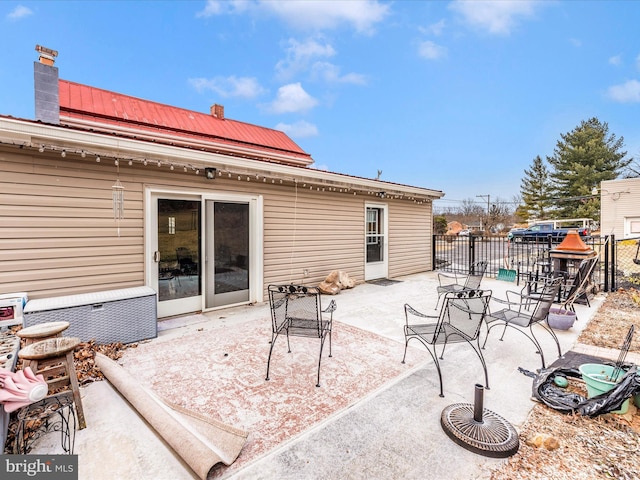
[23,287,157,345]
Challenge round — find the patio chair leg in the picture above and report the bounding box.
[430,346,445,398]
[528,327,547,368]
[473,340,490,390]
[434,294,443,311]
[499,323,509,341]
[316,337,327,388]
[438,342,448,360]
[401,339,409,364]
[402,337,444,397]
[265,334,278,381]
[538,322,563,359]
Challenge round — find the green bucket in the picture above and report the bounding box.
[579,363,629,414]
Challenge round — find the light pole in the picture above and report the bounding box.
[476,194,490,231]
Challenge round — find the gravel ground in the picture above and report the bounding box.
[488,288,640,480]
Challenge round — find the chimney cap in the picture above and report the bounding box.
[35,44,58,66]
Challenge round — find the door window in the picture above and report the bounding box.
[157,199,201,301]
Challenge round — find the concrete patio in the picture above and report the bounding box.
[30,271,610,479]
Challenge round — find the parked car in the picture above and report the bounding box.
[458,229,470,236]
[507,227,526,240]
[508,223,591,242]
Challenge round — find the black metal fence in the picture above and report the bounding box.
[432,234,640,292]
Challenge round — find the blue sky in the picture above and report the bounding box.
[1,1,639,210]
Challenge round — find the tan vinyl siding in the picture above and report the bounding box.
[388,201,432,278]
[1,150,145,298]
[263,186,365,288]
[1,146,435,302]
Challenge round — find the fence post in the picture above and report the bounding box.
[610,234,616,292]
[432,234,437,271]
[469,235,476,273]
[603,236,610,292]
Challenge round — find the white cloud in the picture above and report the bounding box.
[418,41,447,60]
[569,38,582,47]
[196,0,249,18]
[275,120,319,138]
[276,38,336,80]
[449,0,539,35]
[606,80,640,103]
[420,19,447,36]
[275,38,365,85]
[7,5,33,21]
[188,76,265,99]
[609,54,622,66]
[199,0,389,33]
[267,83,319,114]
[311,62,367,85]
[264,0,390,34]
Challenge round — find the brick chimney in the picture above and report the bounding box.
[34,45,59,124]
[210,104,224,119]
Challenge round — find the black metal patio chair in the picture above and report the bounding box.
[483,276,563,368]
[266,284,337,387]
[435,261,487,310]
[559,254,599,312]
[402,289,491,397]
[175,247,197,277]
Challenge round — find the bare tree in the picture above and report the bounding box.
[484,197,513,233]
[624,154,640,177]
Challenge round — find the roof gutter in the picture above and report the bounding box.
[0,116,444,200]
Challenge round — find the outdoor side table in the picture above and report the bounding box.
[18,337,86,429]
[13,391,76,454]
[16,321,70,345]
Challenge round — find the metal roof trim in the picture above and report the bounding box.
[59,114,313,167]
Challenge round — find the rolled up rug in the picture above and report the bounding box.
[94,353,248,480]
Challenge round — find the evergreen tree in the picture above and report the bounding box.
[547,117,630,218]
[433,215,448,234]
[520,155,553,221]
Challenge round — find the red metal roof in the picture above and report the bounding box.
[58,80,312,164]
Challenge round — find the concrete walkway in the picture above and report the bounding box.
[30,272,609,480]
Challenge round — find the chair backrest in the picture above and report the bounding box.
[176,247,193,263]
[530,277,563,324]
[437,289,491,343]
[562,255,599,307]
[464,261,488,290]
[268,285,323,336]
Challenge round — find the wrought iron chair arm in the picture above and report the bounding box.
[491,293,530,312]
[323,300,337,314]
[437,272,462,287]
[404,303,438,322]
[504,288,542,305]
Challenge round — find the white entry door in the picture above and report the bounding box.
[364,203,388,280]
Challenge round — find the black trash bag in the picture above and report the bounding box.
[521,364,640,417]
